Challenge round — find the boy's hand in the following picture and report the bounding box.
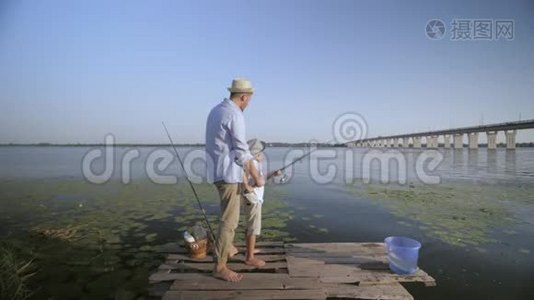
[267,169,283,180]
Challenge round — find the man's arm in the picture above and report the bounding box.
[228,113,265,187]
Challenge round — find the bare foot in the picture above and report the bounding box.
[245,257,266,267]
[228,245,238,257]
[213,265,243,282]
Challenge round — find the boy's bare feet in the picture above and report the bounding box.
[213,265,243,282]
[244,257,266,267]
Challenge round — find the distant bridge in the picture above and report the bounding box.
[349,119,534,149]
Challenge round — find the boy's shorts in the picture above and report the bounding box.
[242,196,262,236]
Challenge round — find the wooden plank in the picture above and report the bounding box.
[166,253,286,263]
[287,259,435,286]
[234,241,284,247]
[158,261,287,272]
[165,247,285,255]
[320,267,435,286]
[158,242,285,253]
[149,241,436,299]
[286,252,387,264]
[149,270,172,284]
[168,273,320,290]
[286,256,324,266]
[285,243,386,255]
[163,289,326,300]
[322,283,414,300]
[241,247,285,254]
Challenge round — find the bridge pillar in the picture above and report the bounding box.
[431,136,438,148]
[454,133,463,149]
[390,138,396,148]
[468,133,479,149]
[383,139,388,147]
[486,132,497,149]
[454,133,464,149]
[413,137,421,148]
[505,130,516,149]
[402,137,409,148]
[443,135,451,148]
[426,136,436,148]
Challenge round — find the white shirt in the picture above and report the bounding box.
[205,99,253,183]
[250,159,265,204]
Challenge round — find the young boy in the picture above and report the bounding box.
[240,139,281,267]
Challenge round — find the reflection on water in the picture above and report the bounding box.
[505,150,517,175]
[0,146,533,184]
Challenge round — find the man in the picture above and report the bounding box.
[205,78,264,282]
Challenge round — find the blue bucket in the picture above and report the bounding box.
[384,236,421,275]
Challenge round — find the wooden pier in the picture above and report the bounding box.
[149,241,436,299]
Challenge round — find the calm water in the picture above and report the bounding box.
[1,146,534,299]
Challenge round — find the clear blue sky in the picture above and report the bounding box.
[1,0,533,144]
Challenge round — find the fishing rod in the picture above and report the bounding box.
[161,122,216,243]
[267,147,317,180]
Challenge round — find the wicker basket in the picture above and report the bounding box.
[186,238,208,258]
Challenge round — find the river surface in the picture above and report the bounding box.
[0,146,533,299]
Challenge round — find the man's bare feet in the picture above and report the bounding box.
[213,265,243,282]
[244,257,266,267]
[228,245,239,257]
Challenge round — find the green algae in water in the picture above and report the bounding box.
[346,181,534,247]
[0,179,294,299]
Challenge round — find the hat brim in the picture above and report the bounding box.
[227,87,254,94]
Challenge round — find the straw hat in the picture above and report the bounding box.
[227,78,254,94]
[247,138,266,155]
